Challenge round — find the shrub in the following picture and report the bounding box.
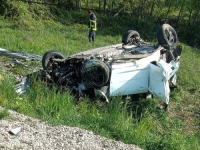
[0,109,9,119]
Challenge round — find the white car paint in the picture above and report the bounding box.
[110,52,180,104]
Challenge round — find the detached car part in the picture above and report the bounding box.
[41,24,182,104]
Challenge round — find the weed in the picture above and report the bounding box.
[0,108,9,119]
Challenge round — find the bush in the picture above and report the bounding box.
[0,0,9,15]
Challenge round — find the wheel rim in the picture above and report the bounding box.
[128,35,138,45]
[165,28,175,45]
[85,66,105,86]
[81,60,110,88]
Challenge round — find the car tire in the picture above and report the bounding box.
[157,24,178,49]
[81,59,110,88]
[122,30,140,45]
[42,50,65,70]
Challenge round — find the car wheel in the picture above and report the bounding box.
[122,30,140,45]
[157,24,178,49]
[42,50,65,70]
[81,59,110,88]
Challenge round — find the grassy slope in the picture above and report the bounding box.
[0,2,199,150]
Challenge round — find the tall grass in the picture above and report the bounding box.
[0,2,199,150]
[0,75,199,149]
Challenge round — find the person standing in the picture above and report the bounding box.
[88,10,97,42]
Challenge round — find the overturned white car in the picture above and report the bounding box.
[41,24,182,105]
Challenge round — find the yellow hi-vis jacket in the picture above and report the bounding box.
[89,13,97,31]
[89,19,97,31]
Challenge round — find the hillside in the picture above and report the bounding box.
[0,1,199,150]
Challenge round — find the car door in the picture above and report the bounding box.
[149,59,180,104]
[110,63,149,96]
[110,59,180,104]
[149,62,170,104]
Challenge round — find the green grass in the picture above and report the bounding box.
[0,20,121,56]
[0,108,9,119]
[0,3,199,150]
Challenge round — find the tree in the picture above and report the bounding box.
[103,0,106,14]
[177,0,186,21]
[165,0,174,17]
[150,0,158,16]
[0,0,9,16]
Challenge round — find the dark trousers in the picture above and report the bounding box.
[89,30,95,42]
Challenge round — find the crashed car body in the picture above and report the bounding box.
[42,24,182,104]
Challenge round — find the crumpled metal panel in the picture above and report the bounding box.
[15,76,30,94]
[135,49,161,65]
[110,63,149,96]
[149,59,180,104]
[149,63,170,104]
[0,48,42,61]
[110,49,160,97]
[110,58,180,104]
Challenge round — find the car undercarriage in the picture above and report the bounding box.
[40,24,182,105]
